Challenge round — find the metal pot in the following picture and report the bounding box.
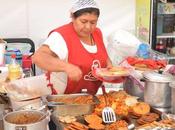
[3,110,49,130]
[123,76,144,100]
[143,71,174,108]
[169,82,175,114]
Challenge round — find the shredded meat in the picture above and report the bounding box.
[6,112,42,124]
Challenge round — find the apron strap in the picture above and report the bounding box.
[45,72,57,95]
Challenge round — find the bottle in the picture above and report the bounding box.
[23,68,33,78]
[166,38,172,54]
[156,39,160,51]
[22,55,33,78]
[8,54,22,81]
[170,38,175,56]
[156,39,166,53]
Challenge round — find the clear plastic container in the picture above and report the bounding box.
[8,54,21,81]
[6,43,31,54]
[149,49,175,64]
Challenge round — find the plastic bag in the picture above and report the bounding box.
[136,43,150,59]
[164,64,175,75]
[107,29,141,65]
[120,60,144,89]
[5,74,51,101]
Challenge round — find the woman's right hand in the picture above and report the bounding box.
[65,63,83,81]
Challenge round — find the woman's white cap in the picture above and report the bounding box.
[70,0,99,13]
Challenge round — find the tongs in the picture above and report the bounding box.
[101,85,116,123]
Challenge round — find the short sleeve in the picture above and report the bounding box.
[43,32,68,60]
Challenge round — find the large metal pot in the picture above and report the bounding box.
[123,76,144,100]
[3,110,49,130]
[143,71,174,108]
[169,82,175,114]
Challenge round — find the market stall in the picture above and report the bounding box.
[0,60,175,130]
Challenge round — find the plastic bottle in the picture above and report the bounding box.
[23,68,33,78]
[8,54,22,81]
[156,39,166,53]
[22,55,33,78]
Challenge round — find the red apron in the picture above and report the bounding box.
[51,22,108,95]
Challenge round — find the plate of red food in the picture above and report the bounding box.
[92,67,130,83]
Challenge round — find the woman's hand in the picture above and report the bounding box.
[65,63,83,81]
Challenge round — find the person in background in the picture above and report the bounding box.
[32,0,112,95]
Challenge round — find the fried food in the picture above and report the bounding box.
[58,116,76,124]
[112,120,128,127]
[159,119,175,125]
[96,91,131,117]
[132,102,150,115]
[117,127,128,130]
[108,90,128,100]
[6,112,42,124]
[84,114,105,130]
[125,96,138,107]
[136,120,175,129]
[84,114,102,124]
[143,113,159,121]
[66,121,89,130]
[98,67,129,77]
[129,111,142,119]
[105,120,128,130]
[48,95,94,104]
[134,63,151,71]
[115,104,129,116]
[88,123,105,130]
[95,94,115,116]
[137,113,159,125]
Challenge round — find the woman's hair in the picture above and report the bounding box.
[72,8,100,18]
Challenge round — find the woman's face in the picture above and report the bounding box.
[72,13,98,38]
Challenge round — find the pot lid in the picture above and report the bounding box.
[143,71,174,82]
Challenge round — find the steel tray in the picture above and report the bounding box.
[45,93,98,116]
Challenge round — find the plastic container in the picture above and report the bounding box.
[150,49,175,64]
[8,54,22,81]
[6,43,31,54]
[4,49,22,65]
